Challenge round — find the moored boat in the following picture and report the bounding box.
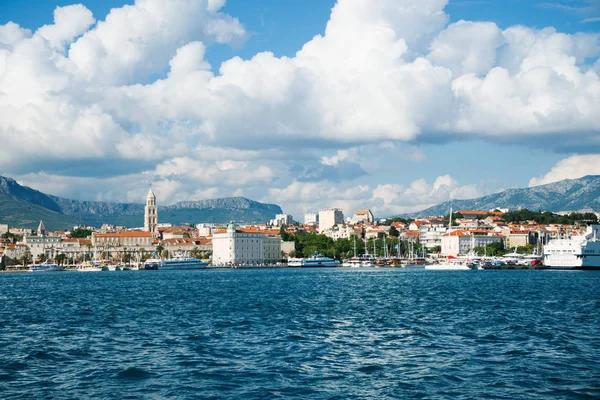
[288,252,341,267]
[143,254,208,270]
[29,261,63,272]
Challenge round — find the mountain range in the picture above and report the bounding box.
[409,175,600,218]
[0,176,282,230]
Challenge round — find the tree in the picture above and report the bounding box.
[70,228,92,239]
[36,253,48,263]
[429,245,441,254]
[388,226,399,237]
[55,253,66,265]
[279,225,293,241]
[156,244,164,254]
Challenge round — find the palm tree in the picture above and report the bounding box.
[55,253,66,265]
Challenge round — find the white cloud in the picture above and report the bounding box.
[0,0,599,213]
[529,154,600,186]
[269,175,485,218]
[37,5,96,51]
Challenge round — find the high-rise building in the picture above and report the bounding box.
[144,188,158,237]
[304,213,318,225]
[318,208,344,232]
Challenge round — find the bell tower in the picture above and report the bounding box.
[144,188,158,237]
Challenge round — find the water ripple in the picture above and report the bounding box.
[0,269,599,399]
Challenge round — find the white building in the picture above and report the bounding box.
[441,231,504,256]
[0,224,8,235]
[304,213,318,225]
[419,226,448,249]
[212,222,282,265]
[350,209,374,224]
[144,188,158,238]
[24,235,62,261]
[270,214,294,227]
[318,209,344,232]
[324,225,361,240]
[196,223,215,237]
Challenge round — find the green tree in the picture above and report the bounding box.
[55,253,66,265]
[279,225,293,241]
[388,226,399,237]
[429,245,441,254]
[36,253,48,263]
[70,228,92,239]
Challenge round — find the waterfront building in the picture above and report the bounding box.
[304,213,318,225]
[212,222,282,265]
[441,230,504,256]
[0,224,8,235]
[350,209,374,224]
[419,226,448,249]
[506,230,538,248]
[23,221,62,261]
[92,231,153,248]
[318,209,344,232]
[144,188,158,238]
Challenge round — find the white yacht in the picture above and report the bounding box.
[425,258,475,271]
[144,254,209,270]
[342,255,377,267]
[544,225,600,270]
[29,261,63,272]
[288,252,341,267]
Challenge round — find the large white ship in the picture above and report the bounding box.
[144,255,209,270]
[288,252,341,267]
[544,225,600,270]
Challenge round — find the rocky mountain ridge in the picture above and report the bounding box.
[0,176,283,230]
[409,175,600,218]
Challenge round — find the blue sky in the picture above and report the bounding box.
[1,0,599,218]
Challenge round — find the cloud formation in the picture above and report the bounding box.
[1,0,599,217]
[529,154,600,186]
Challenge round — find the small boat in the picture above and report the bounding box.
[425,257,475,270]
[29,262,63,272]
[76,263,102,272]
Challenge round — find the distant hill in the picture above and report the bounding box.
[409,175,600,218]
[0,176,283,230]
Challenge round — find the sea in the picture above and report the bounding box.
[0,268,598,399]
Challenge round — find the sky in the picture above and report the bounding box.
[0,0,599,219]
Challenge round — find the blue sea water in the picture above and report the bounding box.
[0,268,599,399]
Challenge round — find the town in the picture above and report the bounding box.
[1,188,599,271]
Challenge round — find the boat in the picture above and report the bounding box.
[425,257,475,270]
[29,261,63,272]
[543,225,600,270]
[288,252,341,267]
[76,263,103,272]
[143,254,209,270]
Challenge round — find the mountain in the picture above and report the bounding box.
[0,176,283,230]
[409,175,600,218]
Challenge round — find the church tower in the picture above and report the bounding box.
[144,188,158,237]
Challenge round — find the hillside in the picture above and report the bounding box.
[0,176,283,230]
[410,175,600,218]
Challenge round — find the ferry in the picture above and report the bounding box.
[29,261,63,272]
[144,254,209,270]
[543,225,600,270]
[288,252,341,267]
